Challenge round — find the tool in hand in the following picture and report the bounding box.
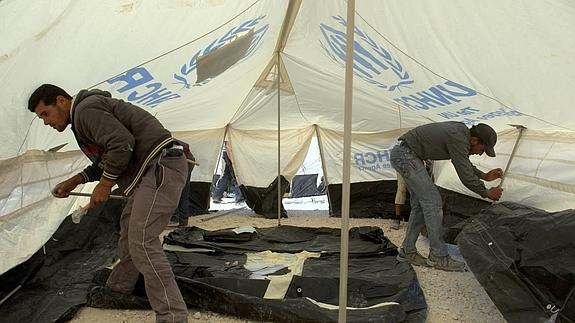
[67,191,127,224]
[68,191,127,200]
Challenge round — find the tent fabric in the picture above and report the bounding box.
[1,0,574,274]
[458,202,575,323]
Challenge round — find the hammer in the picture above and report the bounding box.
[498,124,526,188]
[67,191,127,224]
[68,191,127,200]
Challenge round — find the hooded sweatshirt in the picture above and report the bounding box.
[399,121,488,198]
[71,89,173,196]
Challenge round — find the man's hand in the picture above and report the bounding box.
[89,177,115,208]
[483,168,504,181]
[52,174,84,198]
[487,187,503,201]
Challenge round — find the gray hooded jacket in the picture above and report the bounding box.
[71,89,172,196]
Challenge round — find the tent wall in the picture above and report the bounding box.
[1,0,574,275]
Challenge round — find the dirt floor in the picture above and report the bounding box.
[71,202,506,323]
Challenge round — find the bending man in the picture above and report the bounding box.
[28,84,189,322]
[390,121,503,272]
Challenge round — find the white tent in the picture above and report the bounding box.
[1,0,574,275]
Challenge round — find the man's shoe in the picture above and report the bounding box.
[390,220,401,230]
[87,286,151,309]
[212,197,222,204]
[168,216,188,227]
[167,216,179,227]
[396,248,431,267]
[427,254,466,272]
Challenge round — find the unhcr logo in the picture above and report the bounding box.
[107,16,269,108]
[320,15,413,92]
[174,16,269,88]
[353,150,392,172]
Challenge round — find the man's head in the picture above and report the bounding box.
[469,123,497,157]
[28,84,72,132]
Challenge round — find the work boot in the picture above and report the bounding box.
[427,254,466,272]
[390,219,401,230]
[87,286,151,309]
[396,248,431,267]
[168,216,188,227]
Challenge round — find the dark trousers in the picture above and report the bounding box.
[106,154,189,322]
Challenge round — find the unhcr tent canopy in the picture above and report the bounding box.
[1,0,574,275]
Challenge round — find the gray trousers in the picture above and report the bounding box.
[390,143,448,257]
[106,153,188,322]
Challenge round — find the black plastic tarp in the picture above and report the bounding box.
[0,198,427,322]
[328,180,408,219]
[163,225,427,322]
[0,196,123,323]
[458,202,575,323]
[240,175,289,219]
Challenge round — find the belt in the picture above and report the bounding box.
[162,140,184,157]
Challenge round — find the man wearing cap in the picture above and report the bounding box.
[390,121,503,272]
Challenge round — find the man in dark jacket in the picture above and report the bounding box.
[28,84,188,322]
[390,121,503,272]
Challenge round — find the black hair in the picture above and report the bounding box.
[469,125,483,144]
[27,84,72,112]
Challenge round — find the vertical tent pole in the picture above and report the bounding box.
[339,0,355,321]
[277,52,282,226]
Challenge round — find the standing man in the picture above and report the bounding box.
[390,121,503,272]
[28,84,188,323]
[212,141,243,204]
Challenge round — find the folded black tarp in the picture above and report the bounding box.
[163,225,427,322]
[458,202,575,323]
[0,197,427,322]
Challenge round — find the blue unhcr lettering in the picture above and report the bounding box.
[108,67,153,93]
[354,150,391,166]
[394,80,478,112]
[107,68,181,108]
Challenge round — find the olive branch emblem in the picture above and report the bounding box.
[319,15,413,92]
[174,16,269,89]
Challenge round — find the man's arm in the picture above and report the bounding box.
[447,143,489,198]
[76,107,133,206]
[77,107,135,182]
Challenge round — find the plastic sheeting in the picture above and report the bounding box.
[0,199,428,322]
[163,225,427,322]
[458,202,575,323]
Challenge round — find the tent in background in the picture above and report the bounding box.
[1,0,574,279]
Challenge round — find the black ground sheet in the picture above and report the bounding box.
[458,202,575,323]
[162,225,427,322]
[0,199,427,322]
[0,197,123,323]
